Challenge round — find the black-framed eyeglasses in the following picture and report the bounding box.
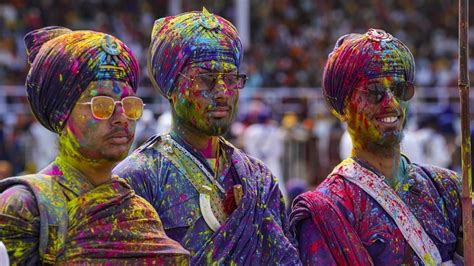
[356,81,415,104]
[79,96,145,120]
[179,72,248,92]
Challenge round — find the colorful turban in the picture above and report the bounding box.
[25,26,139,134]
[322,28,415,118]
[148,8,242,98]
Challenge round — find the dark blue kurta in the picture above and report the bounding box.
[114,133,300,265]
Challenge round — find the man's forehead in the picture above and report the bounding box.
[357,75,406,85]
[84,80,132,95]
[186,61,238,73]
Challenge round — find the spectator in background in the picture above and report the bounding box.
[311,111,342,185]
[0,119,7,161]
[29,119,58,171]
[437,106,460,171]
[131,109,157,149]
[280,111,311,185]
[402,114,451,168]
[0,161,12,180]
[155,109,172,135]
[242,103,286,198]
[6,112,34,175]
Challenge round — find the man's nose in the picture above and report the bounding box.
[212,76,232,95]
[111,102,128,123]
[382,89,400,107]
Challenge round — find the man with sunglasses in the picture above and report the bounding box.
[114,8,300,264]
[0,26,188,264]
[291,29,463,265]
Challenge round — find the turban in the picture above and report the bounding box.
[25,26,139,134]
[148,8,242,98]
[322,28,415,119]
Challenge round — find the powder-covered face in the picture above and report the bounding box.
[344,75,409,152]
[170,60,239,137]
[59,80,136,163]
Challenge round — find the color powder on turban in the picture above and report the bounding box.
[322,28,415,119]
[148,7,242,98]
[25,26,139,134]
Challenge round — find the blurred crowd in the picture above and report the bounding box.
[0,1,472,194]
[0,0,471,87]
[246,0,468,88]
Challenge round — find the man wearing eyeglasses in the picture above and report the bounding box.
[0,26,188,264]
[290,29,463,265]
[114,8,300,265]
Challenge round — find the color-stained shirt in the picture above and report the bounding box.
[290,156,462,265]
[0,161,189,264]
[114,134,301,265]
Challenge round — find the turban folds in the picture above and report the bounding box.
[148,8,242,98]
[322,29,415,119]
[25,26,139,134]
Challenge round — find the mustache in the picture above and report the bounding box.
[376,108,401,117]
[105,126,134,139]
[208,102,232,110]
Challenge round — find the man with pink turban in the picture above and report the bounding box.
[291,29,463,265]
[114,8,300,264]
[0,26,188,264]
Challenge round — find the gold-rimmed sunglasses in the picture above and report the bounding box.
[79,96,145,120]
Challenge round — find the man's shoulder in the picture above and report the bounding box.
[0,174,53,219]
[317,173,354,192]
[292,185,346,217]
[412,163,460,186]
[222,140,266,167]
[414,163,458,175]
[0,174,57,192]
[303,173,368,210]
[411,163,462,199]
[131,134,166,156]
[233,149,276,177]
[0,178,36,205]
[116,135,168,168]
[114,135,187,187]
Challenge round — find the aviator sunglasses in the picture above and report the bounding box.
[356,81,415,104]
[179,72,248,92]
[79,96,145,120]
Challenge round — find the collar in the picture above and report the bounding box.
[40,158,97,197]
[169,131,235,172]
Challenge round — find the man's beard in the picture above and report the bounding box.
[176,114,233,137]
[203,117,231,136]
[367,130,404,156]
[100,150,129,162]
